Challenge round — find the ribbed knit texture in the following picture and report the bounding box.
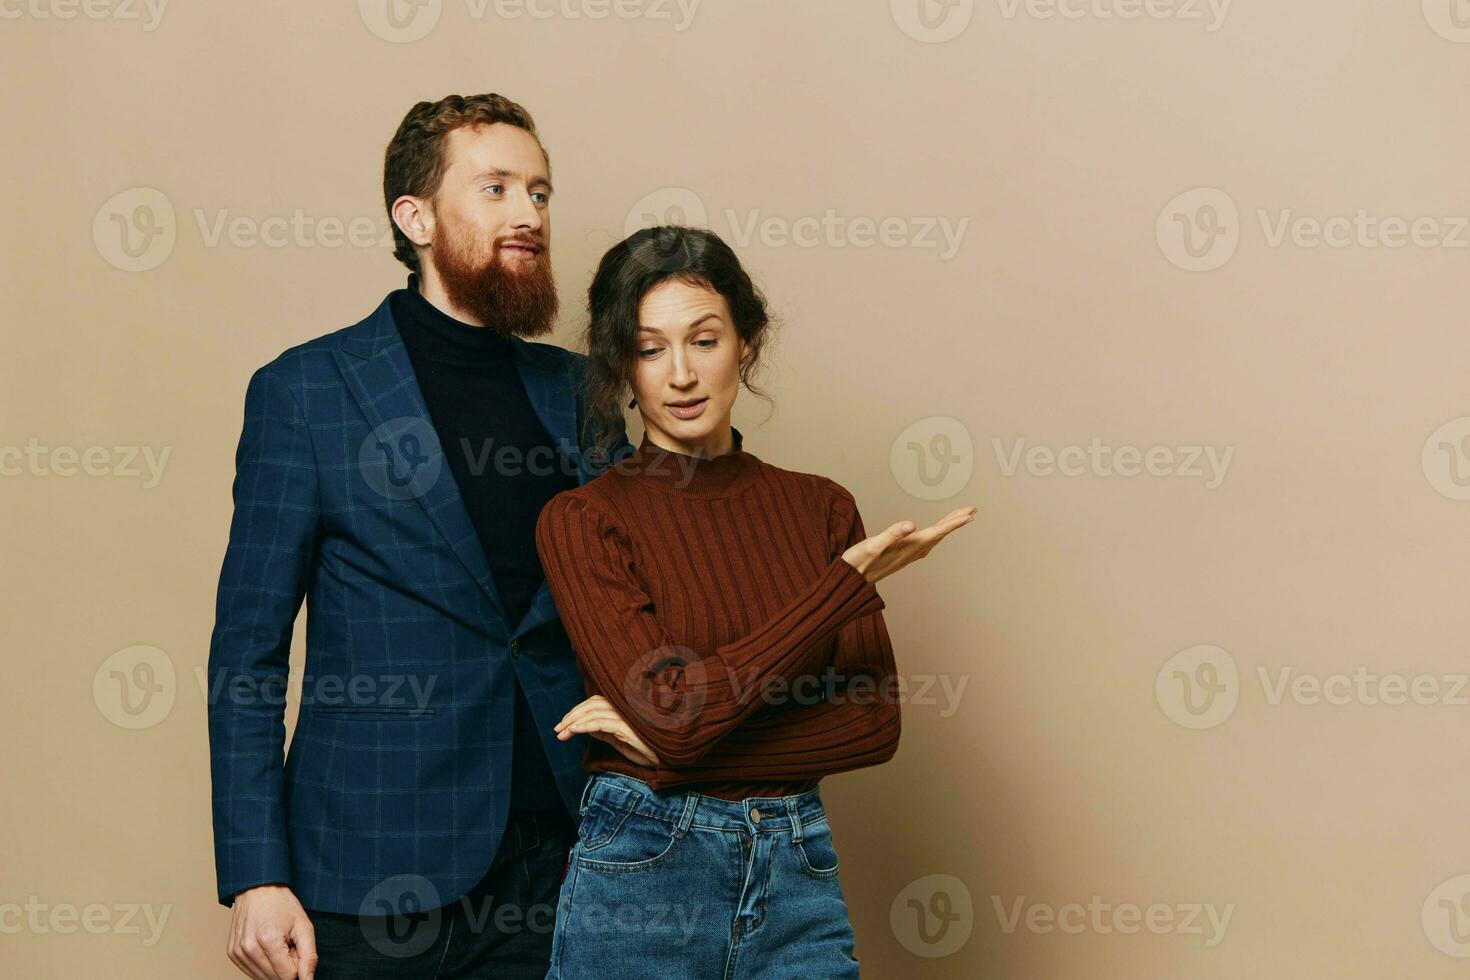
[535,426,901,800]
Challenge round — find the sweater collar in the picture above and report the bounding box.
[626,426,757,497]
[391,272,515,365]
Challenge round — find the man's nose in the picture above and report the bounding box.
[509,189,543,234]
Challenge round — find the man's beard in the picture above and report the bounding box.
[434,226,559,338]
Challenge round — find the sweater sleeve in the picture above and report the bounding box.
[651,489,901,786]
[534,485,886,768]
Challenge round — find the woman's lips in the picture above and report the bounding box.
[667,398,708,420]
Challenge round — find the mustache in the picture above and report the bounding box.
[496,235,545,251]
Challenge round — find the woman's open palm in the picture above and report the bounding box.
[842,505,976,584]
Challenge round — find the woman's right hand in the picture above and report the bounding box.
[842,505,976,584]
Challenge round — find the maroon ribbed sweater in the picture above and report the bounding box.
[534,426,901,800]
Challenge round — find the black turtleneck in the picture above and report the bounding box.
[390,274,578,813]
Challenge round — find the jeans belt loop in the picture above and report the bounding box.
[577,773,597,817]
[785,797,805,844]
[674,792,699,838]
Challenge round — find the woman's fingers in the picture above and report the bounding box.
[554,698,662,763]
[555,695,612,733]
[563,708,662,766]
[902,507,977,550]
[861,505,976,582]
[877,520,916,550]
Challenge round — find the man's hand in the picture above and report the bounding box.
[227,884,317,980]
[555,694,662,767]
[843,505,976,584]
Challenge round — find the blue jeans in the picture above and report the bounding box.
[545,772,861,979]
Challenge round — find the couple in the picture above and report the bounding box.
[206,92,973,980]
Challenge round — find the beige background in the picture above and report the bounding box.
[5,0,1470,976]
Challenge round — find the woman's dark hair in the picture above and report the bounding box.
[581,225,774,460]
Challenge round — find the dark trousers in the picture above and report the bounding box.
[307,809,574,979]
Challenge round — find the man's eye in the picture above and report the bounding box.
[532,191,549,205]
[485,184,503,195]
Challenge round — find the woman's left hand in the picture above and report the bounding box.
[554,695,662,768]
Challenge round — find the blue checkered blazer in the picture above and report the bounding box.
[207,293,630,914]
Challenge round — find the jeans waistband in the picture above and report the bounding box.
[580,772,828,838]
[491,806,572,866]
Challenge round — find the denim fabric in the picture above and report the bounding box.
[545,772,862,979]
[306,808,573,979]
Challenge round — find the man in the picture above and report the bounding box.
[207,93,630,979]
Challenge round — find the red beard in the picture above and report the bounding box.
[434,226,559,338]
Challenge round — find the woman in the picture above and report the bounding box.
[533,225,974,978]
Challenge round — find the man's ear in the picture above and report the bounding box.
[391,195,433,249]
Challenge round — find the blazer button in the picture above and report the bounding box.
[510,639,521,658]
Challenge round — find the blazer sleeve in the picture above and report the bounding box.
[206,365,320,907]
[652,491,902,786]
[534,484,886,769]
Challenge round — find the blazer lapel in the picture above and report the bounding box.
[508,335,593,641]
[332,296,510,628]
[510,336,590,485]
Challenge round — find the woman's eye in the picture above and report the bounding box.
[638,347,662,358]
[694,339,718,349]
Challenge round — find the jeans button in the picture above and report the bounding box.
[750,808,762,824]
[510,639,520,658]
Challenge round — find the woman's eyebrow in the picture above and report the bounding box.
[638,314,723,336]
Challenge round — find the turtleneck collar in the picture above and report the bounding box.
[391,272,515,366]
[625,426,758,497]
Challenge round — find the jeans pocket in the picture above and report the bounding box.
[793,819,842,881]
[575,807,683,875]
[307,910,370,949]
